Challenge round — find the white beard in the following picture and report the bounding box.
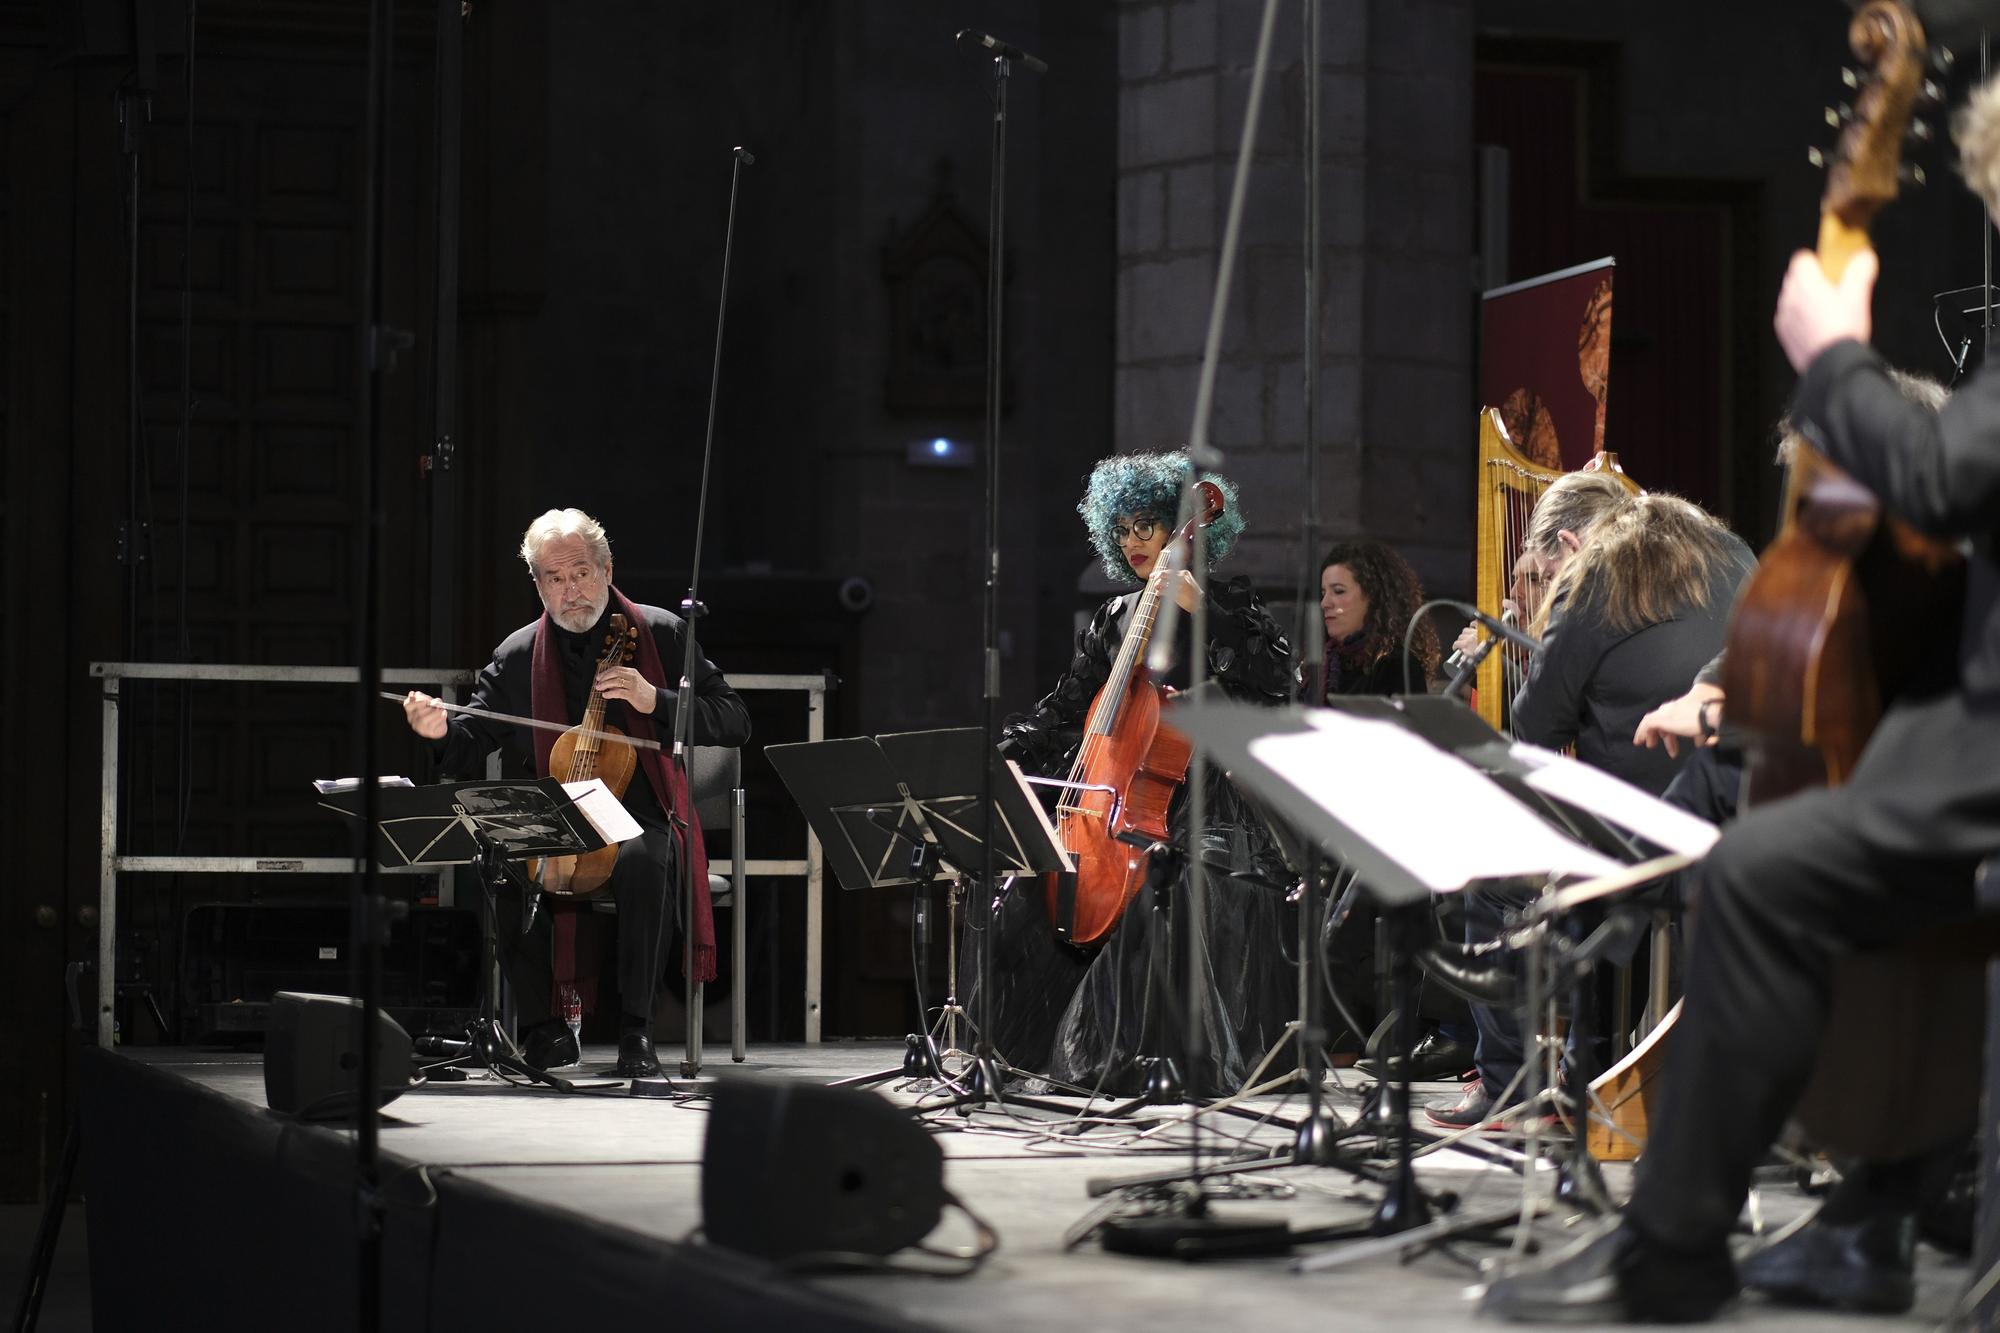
[550,592,608,634]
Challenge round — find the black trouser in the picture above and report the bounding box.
[1626,784,1978,1247]
[496,824,682,1028]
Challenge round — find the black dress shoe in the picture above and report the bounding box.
[1739,1209,1916,1313]
[1480,1219,1737,1324]
[615,1032,661,1079]
[521,1020,579,1071]
[1358,1031,1477,1082]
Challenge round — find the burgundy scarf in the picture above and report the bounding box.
[529,587,716,986]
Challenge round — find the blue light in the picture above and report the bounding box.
[931,438,950,455]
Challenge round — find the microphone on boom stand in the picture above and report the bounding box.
[954,28,1050,73]
[1442,605,1539,701]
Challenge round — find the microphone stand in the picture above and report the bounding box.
[965,30,1044,1107]
[674,146,753,1080]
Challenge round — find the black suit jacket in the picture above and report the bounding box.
[435,602,752,809]
[1513,531,1757,795]
[1790,339,2000,855]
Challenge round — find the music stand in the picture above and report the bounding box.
[767,727,1074,1109]
[1161,698,1632,1239]
[318,776,627,1092]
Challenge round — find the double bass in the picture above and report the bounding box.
[1044,482,1227,946]
[530,612,641,898]
[1591,0,1978,1162]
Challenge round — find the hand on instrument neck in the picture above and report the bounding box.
[1774,246,1876,372]
[594,664,658,715]
[1149,565,1203,613]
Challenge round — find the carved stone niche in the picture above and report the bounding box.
[881,161,1004,416]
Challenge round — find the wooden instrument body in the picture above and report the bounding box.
[1044,481,1223,947]
[1592,1,1983,1165]
[1047,677,1193,945]
[530,614,641,899]
[1722,435,1964,803]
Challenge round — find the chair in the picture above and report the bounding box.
[684,745,749,1072]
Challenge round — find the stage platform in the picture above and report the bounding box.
[80,1041,1970,1331]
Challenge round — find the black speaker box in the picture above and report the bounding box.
[262,992,414,1120]
[702,1079,945,1260]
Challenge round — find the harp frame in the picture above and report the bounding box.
[1472,407,1640,731]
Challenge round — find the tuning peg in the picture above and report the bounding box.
[1931,45,1955,76]
[1825,103,1854,128]
[1899,161,1928,188]
[1919,78,1945,108]
[1841,66,1861,90]
[1908,118,1935,146]
[1808,145,1827,169]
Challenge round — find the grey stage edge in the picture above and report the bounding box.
[76,1047,921,1333]
[76,1044,1975,1333]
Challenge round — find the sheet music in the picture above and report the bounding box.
[1507,743,1720,858]
[311,775,415,794]
[563,779,642,845]
[1247,712,1623,892]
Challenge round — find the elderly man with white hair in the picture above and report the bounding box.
[402,508,751,1078]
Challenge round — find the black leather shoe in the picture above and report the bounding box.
[615,1032,661,1079]
[521,1020,579,1071]
[1480,1219,1737,1323]
[1739,1210,1916,1313]
[1358,1031,1477,1081]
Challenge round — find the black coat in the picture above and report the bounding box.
[434,601,752,825]
[1512,530,1757,795]
[999,574,1293,777]
[1301,643,1431,702]
[1790,338,2000,856]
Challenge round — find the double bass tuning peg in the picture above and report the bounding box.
[1931,46,1955,76]
[1899,161,1929,188]
[1907,118,1935,146]
[1919,78,1945,109]
[1824,103,1854,128]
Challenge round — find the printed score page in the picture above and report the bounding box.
[1507,743,1720,858]
[563,779,643,845]
[1247,711,1623,892]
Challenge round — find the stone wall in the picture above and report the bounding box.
[1115,0,1473,610]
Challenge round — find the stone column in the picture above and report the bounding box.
[1115,0,1473,602]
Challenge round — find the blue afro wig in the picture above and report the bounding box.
[1079,450,1244,585]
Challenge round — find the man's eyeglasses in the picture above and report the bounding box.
[1111,518,1161,545]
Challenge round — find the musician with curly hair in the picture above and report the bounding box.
[1305,536,1443,702]
[973,449,1295,1096]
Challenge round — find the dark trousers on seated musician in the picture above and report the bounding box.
[496,825,684,1030]
[1463,884,1613,1107]
[1626,735,1981,1247]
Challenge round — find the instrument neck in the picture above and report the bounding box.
[567,688,610,780]
[1090,578,1166,735]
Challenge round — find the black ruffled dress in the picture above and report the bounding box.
[967,575,1297,1096]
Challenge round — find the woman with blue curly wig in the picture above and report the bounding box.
[971,450,1296,1097]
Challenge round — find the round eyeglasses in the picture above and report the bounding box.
[1111,518,1161,545]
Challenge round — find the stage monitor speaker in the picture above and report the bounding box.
[263,992,414,1120]
[702,1078,945,1260]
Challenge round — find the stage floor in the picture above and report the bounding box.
[115,1041,1969,1331]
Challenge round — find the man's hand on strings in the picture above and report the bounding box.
[1633,682,1725,757]
[595,665,658,714]
[1774,247,1875,373]
[403,690,448,740]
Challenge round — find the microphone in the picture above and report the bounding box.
[1442,604,1541,702]
[955,28,1050,73]
[732,146,756,166]
[1443,605,1518,675]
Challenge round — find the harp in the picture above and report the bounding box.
[1471,407,1639,731]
